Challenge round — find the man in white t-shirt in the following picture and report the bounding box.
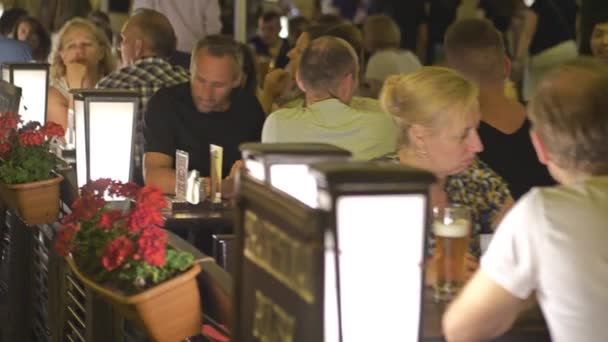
[442,58,608,342]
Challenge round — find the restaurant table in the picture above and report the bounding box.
[164,200,234,256]
[422,288,550,341]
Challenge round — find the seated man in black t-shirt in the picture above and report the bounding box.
[143,35,266,195]
[444,19,554,200]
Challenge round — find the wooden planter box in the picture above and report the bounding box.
[66,257,203,342]
[0,174,63,225]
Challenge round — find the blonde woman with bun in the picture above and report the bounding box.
[47,18,116,129]
[378,67,513,268]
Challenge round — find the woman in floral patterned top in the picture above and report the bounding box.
[378,67,513,262]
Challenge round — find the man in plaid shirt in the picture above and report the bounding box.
[96,8,189,184]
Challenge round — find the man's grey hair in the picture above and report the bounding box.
[191,35,243,80]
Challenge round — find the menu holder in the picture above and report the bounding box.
[210,144,223,204]
[186,170,201,204]
[175,149,189,202]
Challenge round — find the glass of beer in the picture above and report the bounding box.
[432,205,471,302]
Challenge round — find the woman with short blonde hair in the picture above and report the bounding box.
[47,18,116,129]
[381,66,478,149]
[363,14,422,97]
[363,14,402,53]
[378,67,512,263]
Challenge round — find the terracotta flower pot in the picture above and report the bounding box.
[0,174,63,225]
[66,257,203,342]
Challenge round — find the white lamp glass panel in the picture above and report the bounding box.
[324,230,340,342]
[1,69,9,82]
[88,101,134,184]
[244,159,266,181]
[279,16,288,39]
[74,100,87,188]
[336,194,426,342]
[65,109,75,149]
[269,164,318,208]
[13,69,47,123]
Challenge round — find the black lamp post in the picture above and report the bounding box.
[310,161,435,341]
[234,160,435,341]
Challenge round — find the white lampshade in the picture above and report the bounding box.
[239,143,351,207]
[310,162,435,341]
[72,89,138,188]
[1,62,49,124]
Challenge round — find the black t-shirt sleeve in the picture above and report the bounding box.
[230,88,265,143]
[248,94,266,142]
[143,87,176,157]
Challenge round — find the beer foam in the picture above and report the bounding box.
[433,219,469,238]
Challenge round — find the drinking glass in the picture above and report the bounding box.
[432,205,471,302]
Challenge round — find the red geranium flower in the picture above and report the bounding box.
[97,210,122,229]
[71,196,106,221]
[0,142,10,158]
[101,236,135,271]
[108,181,140,198]
[0,112,20,129]
[135,186,167,210]
[126,206,164,233]
[0,112,63,185]
[54,178,194,294]
[81,178,114,198]
[40,121,64,138]
[0,128,11,140]
[61,213,77,224]
[54,223,80,256]
[120,182,140,197]
[136,227,167,266]
[18,130,44,146]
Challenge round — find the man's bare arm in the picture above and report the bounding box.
[143,152,176,195]
[443,271,530,342]
[492,195,514,231]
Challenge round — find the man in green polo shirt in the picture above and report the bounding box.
[261,36,397,160]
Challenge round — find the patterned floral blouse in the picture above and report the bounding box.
[377,152,511,257]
